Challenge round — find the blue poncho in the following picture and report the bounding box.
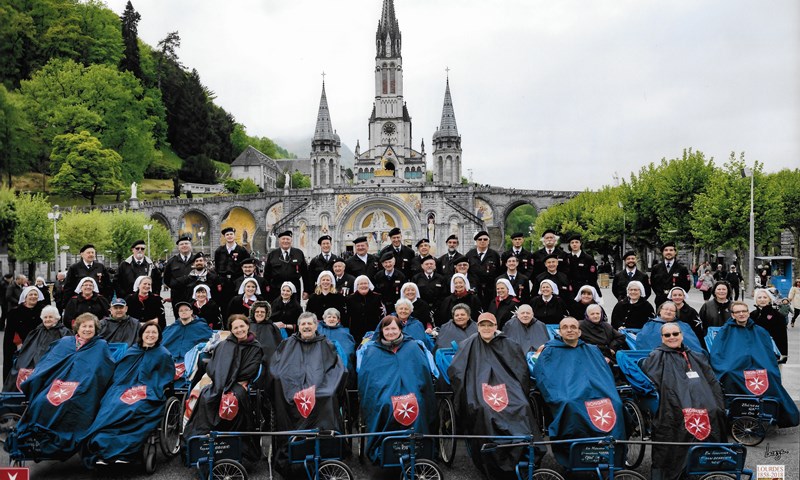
[636,318,703,352]
[161,317,212,388]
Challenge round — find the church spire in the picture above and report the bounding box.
[376,0,401,58]
[313,80,336,142]
[435,76,459,139]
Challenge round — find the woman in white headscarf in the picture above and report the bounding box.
[530,279,569,325]
[437,272,483,325]
[570,284,602,320]
[63,277,110,329]
[344,275,385,343]
[191,284,222,329]
[487,278,520,329]
[305,270,346,320]
[269,281,302,333]
[125,275,166,329]
[3,286,46,381]
[227,277,264,317]
[611,280,655,330]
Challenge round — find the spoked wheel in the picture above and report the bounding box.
[160,396,182,457]
[143,440,157,475]
[605,470,647,480]
[622,399,645,469]
[261,405,275,460]
[0,413,21,444]
[357,417,366,462]
[438,396,457,466]
[341,391,352,451]
[403,458,443,480]
[730,416,766,446]
[211,459,248,480]
[316,459,355,480]
[699,474,736,480]
[532,468,565,480]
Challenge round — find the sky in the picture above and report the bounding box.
[105,0,800,191]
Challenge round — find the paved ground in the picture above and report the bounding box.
[1,285,797,479]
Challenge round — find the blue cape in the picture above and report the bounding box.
[13,336,115,460]
[377,315,434,352]
[357,337,437,463]
[161,318,212,388]
[317,324,356,370]
[709,319,799,428]
[81,344,174,461]
[636,318,703,352]
[533,339,626,467]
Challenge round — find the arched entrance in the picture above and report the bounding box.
[178,210,211,250]
[220,207,257,251]
[337,196,421,254]
[503,202,539,250]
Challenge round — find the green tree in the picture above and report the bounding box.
[119,1,142,80]
[223,178,242,193]
[238,178,260,194]
[107,209,171,262]
[50,130,125,205]
[0,85,36,186]
[765,168,800,258]
[504,204,538,249]
[59,209,111,255]
[276,171,311,189]
[179,154,217,184]
[0,188,18,253]
[10,192,52,277]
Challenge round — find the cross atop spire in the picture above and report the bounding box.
[435,76,458,139]
[313,81,337,142]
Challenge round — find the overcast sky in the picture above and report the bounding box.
[105,0,799,191]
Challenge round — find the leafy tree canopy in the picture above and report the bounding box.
[49,130,125,205]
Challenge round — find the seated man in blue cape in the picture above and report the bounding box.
[533,317,626,468]
[81,321,174,465]
[448,312,545,479]
[636,301,703,352]
[10,313,115,460]
[709,301,799,428]
[358,315,437,464]
[269,312,348,470]
[161,301,213,389]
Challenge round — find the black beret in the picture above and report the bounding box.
[388,227,402,237]
[623,250,637,259]
[502,253,519,263]
[473,231,489,240]
[176,235,191,245]
[191,252,205,262]
[416,238,430,247]
[80,244,95,253]
[130,240,146,249]
[353,236,368,244]
[541,229,557,237]
[421,255,436,263]
[380,251,395,263]
[510,232,524,239]
[661,242,676,251]
[568,233,582,242]
[221,227,235,235]
[278,230,292,238]
[239,257,256,266]
[453,255,469,265]
[333,258,346,265]
[446,234,458,242]
[544,253,559,261]
[318,235,332,244]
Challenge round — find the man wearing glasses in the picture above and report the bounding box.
[115,239,162,298]
[465,230,501,309]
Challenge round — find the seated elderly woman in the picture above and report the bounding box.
[636,301,703,352]
[502,304,549,353]
[400,282,432,328]
[710,301,799,429]
[358,315,437,464]
[3,305,72,392]
[183,315,263,462]
[435,303,477,352]
[268,312,347,468]
[377,298,433,351]
[82,321,174,465]
[12,313,115,460]
[641,322,727,480]
[317,308,356,373]
[63,277,110,329]
[578,304,626,363]
[448,312,544,477]
[248,301,282,374]
[161,301,213,389]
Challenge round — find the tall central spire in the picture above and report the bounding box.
[437,77,459,136]
[313,81,335,141]
[376,0,401,58]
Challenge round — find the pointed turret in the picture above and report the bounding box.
[313,81,338,142]
[311,80,341,188]
[376,0,401,58]
[433,77,459,141]
[431,76,462,185]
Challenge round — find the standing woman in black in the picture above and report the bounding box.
[124,275,166,329]
[344,275,385,343]
[698,281,732,333]
[611,280,655,330]
[529,279,569,325]
[3,286,45,382]
[62,277,110,329]
[191,284,222,330]
[305,271,346,321]
[269,281,303,335]
[751,288,788,363]
[487,278,520,329]
[227,277,264,318]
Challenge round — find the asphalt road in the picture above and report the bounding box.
[1,285,797,479]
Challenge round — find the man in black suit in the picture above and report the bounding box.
[409,238,437,278]
[503,232,534,276]
[233,257,266,295]
[497,254,531,304]
[612,251,651,301]
[64,244,112,298]
[332,259,356,296]
[437,234,461,277]
[372,252,407,313]
[535,253,572,299]
[115,239,162,297]
[263,230,307,302]
[649,242,692,306]
[345,236,380,279]
[379,227,415,277]
[564,234,600,297]
[465,230,502,309]
[531,229,569,279]
[411,255,447,326]
[306,234,339,295]
[163,235,195,313]
[214,226,251,306]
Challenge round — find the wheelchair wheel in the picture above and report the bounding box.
[159,396,182,457]
[699,474,736,480]
[211,459,248,480]
[143,441,157,475]
[438,396,457,466]
[403,458,443,480]
[0,412,21,444]
[316,459,355,480]
[730,416,766,446]
[532,468,565,480]
[341,391,352,451]
[606,470,647,480]
[357,417,366,462]
[622,399,645,469]
[261,404,275,460]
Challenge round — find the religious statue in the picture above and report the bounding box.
[130,182,138,199]
[284,172,291,189]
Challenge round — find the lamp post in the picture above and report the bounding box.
[47,205,61,279]
[741,168,755,298]
[197,228,207,255]
[143,224,153,258]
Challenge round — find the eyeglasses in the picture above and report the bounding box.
[134,247,146,251]
[662,332,682,338]
[477,237,489,242]
[732,310,749,314]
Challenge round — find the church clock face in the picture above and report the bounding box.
[382,122,396,135]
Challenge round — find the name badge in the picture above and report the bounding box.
[686,371,699,379]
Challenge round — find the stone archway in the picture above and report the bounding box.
[220,206,258,252]
[337,195,422,254]
[178,209,211,244]
[150,212,171,235]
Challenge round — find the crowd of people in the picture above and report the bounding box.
[0,225,796,478]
